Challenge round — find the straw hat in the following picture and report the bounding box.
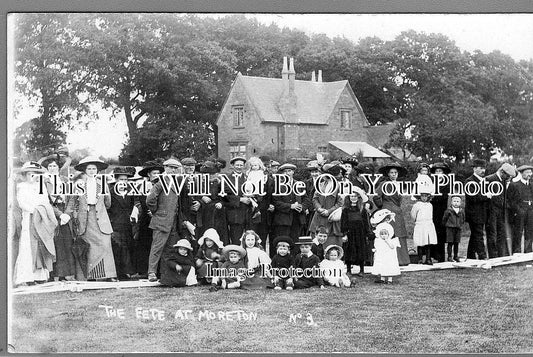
[19,161,46,174]
[222,244,247,259]
[74,156,108,172]
[173,239,193,251]
[370,209,396,226]
[378,162,407,177]
[324,245,344,260]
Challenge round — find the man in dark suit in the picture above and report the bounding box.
[225,157,252,245]
[465,159,490,260]
[272,163,307,247]
[485,163,516,258]
[508,165,533,253]
[146,158,191,282]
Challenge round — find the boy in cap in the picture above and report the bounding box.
[270,236,295,290]
[293,236,325,289]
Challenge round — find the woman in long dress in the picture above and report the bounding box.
[13,162,57,286]
[373,162,411,266]
[65,156,117,281]
[39,154,77,281]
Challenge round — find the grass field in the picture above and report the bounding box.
[9,263,533,353]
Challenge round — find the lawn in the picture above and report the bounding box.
[9,264,533,353]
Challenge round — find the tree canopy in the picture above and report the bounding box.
[13,14,533,164]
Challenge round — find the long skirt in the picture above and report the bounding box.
[52,223,76,277]
[13,213,49,285]
[83,207,117,279]
[344,221,367,266]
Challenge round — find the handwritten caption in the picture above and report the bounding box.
[98,305,257,322]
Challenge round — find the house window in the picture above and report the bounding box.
[233,106,244,127]
[229,143,247,158]
[340,109,352,129]
[318,145,328,153]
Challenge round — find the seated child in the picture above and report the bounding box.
[372,223,401,284]
[311,226,328,260]
[442,195,465,262]
[240,230,272,289]
[293,236,325,289]
[160,239,198,287]
[210,244,247,291]
[270,236,295,290]
[195,228,225,284]
[320,245,351,287]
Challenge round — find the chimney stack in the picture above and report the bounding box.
[288,58,296,94]
[281,56,289,80]
[311,70,316,82]
[318,70,322,82]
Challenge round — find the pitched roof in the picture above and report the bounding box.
[237,74,350,125]
[329,141,390,158]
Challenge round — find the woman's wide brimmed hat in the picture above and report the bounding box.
[341,156,359,167]
[173,239,193,251]
[222,244,247,259]
[370,209,396,226]
[378,162,407,177]
[430,162,451,174]
[74,156,108,172]
[139,160,164,177]
[351,186,368,203]
[128,167,144,181]
[352,163,373,174]
[324,244,344,260]
[198,228,224,248]
[321,163,346,176]
[517,164,533,173]
[19,161,46,174]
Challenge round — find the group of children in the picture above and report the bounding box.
[158,174,466,289]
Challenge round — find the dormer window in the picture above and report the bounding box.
[233,106,244,128]
[340,109,352,129]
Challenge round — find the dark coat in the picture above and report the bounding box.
[160,249,195,287]
[224,172,252,225]
[271,254,294,270]
[464,174,489,224]
[293,253,324,286]
[107,183,135,231]
[485,173,508,212]
[272,186,307,227]
[507,180,533,216]
[442,207,465,228]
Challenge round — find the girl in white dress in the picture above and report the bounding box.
[319,245,351,287]
[239,230,272,289]
[372,223,401,284]
[411,190,438,265]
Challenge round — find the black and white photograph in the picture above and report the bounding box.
[6,9,533,353]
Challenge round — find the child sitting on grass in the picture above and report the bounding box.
[320,245,351,287]
[209,245,247,291]
[442,195,465,262]
[270,236,295,290]
[160,239,198,287]
[195,228,225,284]
[240,230,272,289]
[372,223,401,284]
[293,236,325,289]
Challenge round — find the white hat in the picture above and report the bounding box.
[74,156,108,172]
[198,228,225,249]
[370,209,396,226]
[374,222,395,238]
[173,239,193,250]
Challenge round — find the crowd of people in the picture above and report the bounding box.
[10,151,533,290]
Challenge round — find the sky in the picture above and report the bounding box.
[11,13,533,159]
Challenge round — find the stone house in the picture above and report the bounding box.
[215,57,394,164]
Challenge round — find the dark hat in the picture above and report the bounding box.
[324,164,346,177]
[259,155,272,164]
[471,159,487,168]
[230,156,246,165]
[39,154,64,170]
[430,162,451,174]
[200,161,218,174]
[517,165,533,173]
[341,156,359,167]
[215,158,227,171]
[113,166,136,177]
[181,157,197,166]
[295,236,314,245]
[273,236,293,247]
[378,162,407,177]
[139,160,164,177]
[74,156,109,172]
[353,163,373,174]
[279,163,297,172]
